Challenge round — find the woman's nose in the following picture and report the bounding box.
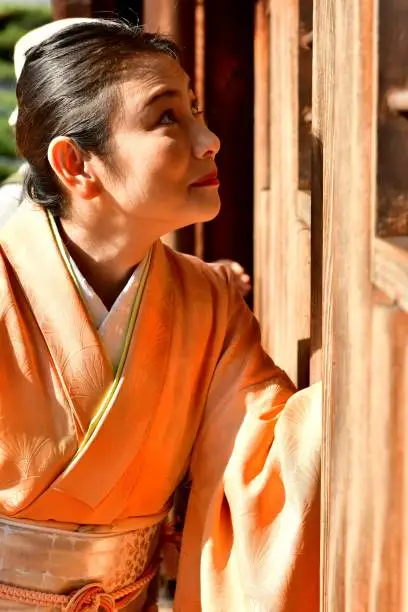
[192,123,221,159]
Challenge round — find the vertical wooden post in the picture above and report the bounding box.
[254,0,312,387]
[254,0,270,326]
[313,0,408,609]
[311,0,334,607]
[266,0,313,385]
[311,0,334,388]
[316,0,408,606]
[203,0,254,286]
[194,0,205,259]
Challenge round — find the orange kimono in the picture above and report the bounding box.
[0,204,320,611]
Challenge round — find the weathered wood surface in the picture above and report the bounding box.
[314,0,408,609]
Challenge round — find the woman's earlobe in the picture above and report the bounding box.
[78,173,102,199]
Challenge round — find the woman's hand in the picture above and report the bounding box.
[211,259,252,297]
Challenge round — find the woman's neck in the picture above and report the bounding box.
[59,217,153,310]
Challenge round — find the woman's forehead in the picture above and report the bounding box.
[122,54,191,104]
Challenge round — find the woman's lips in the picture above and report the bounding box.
[190,172,220,188]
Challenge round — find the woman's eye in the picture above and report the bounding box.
[159,110,177,125]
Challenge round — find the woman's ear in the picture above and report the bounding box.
[47,137,101,199]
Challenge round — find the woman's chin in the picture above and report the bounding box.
[190,192,221,222]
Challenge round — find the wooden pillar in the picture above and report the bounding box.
[311,0,332,385]
[203,0,254,286]
[316,0,408,608]
[254,0,270,327]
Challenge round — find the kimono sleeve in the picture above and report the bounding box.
[174,285,321,611]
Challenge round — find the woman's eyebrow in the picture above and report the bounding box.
[145,79,194,108]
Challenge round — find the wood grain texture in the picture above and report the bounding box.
[263,0,311,387]
[325,0,377,603]
[368,302,407,612]
[316,0,376,608]
[312,2,335,609]
[316,0,408,609]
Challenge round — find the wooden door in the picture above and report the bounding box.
[313,0,408,609]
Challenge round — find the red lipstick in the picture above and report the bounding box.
[191,171,220,188]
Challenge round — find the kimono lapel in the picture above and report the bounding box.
[1,205,114,439]
[2,206,174,511]
[45,239,174,509]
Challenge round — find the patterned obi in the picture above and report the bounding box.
[0,517,162,611]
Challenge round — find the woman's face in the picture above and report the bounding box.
[96,54,221,234]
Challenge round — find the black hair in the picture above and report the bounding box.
[16,19,179,217]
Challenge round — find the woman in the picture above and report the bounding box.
[0,18,321,612]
